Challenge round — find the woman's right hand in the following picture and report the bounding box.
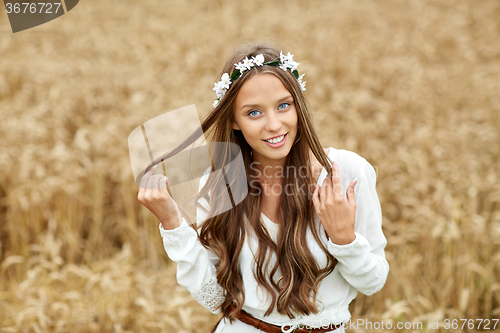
[137,165,183,230]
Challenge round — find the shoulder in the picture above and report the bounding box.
[327,147,368,164]
[326,147,376,179]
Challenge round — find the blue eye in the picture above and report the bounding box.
[278,102,290,110]
[247,110,260,117]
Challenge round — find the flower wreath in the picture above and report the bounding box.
[213,51,306,107]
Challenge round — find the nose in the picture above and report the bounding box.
[265,111,282,132]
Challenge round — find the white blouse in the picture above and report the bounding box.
[159,147,389,328]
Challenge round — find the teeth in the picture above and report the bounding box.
[266,134,285,144]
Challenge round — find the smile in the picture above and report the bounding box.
[264,134,286,144]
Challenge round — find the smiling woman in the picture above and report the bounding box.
[137,42,389,333]
[232,74,298,168]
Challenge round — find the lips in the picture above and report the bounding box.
[263,133,287,144]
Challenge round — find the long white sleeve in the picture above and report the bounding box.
[158,170,225,314]
[325,151,389,295]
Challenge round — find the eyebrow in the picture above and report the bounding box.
[240,95,293,110]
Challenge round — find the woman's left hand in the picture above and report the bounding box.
[312,160,357,245]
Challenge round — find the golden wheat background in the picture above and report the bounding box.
[1,0,499,332]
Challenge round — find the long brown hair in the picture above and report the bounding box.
[148,43,336,320]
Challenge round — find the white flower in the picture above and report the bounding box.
[213,82,226,99]
[280,51,287,63]
[234,62,246,72]
[218,87,227,98]
[213,82,220,94]
[220,73,231,89]
[242,57,254,70]
[278,51,300,72]
[288,60,299,71]
[297,73,306,91]
[280,51,293,62]
[253,54,264,66]
[215,89,223,99]
[213,99,219,108]
[213,73,231,99]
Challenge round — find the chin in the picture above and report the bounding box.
[263,142,294,160]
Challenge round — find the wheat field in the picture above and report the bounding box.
[1,0,499,332]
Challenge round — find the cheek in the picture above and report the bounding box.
[237,119,260,141]
[245,124,262,141]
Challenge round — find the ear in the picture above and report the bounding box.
[232,121,241,131]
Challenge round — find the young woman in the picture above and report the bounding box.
[137,43,389,333]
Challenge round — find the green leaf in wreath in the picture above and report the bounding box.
[230,70,241,81]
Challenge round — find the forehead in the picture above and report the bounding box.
[234,73,291,107]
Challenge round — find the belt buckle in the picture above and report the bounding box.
[281,324,297,333]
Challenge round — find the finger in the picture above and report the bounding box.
[152,174,160,191]
[140,164,157,189]
[331,161,343,196]
[346,178,357,206]
[146,172,158,190]
[159,176,169,193]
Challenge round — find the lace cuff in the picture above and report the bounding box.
[191,276,225,314]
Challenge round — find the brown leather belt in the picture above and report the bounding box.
[211,304,342,333]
